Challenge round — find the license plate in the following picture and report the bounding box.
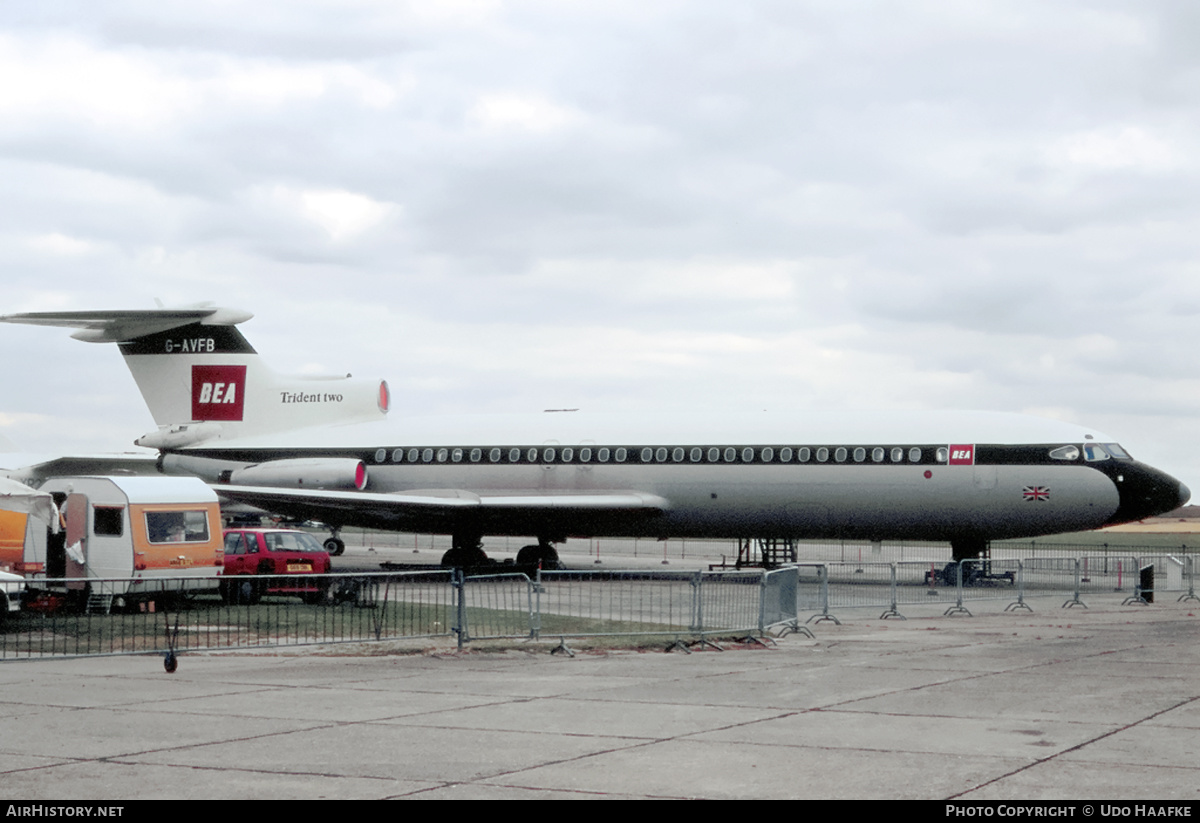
[287,563,312,572]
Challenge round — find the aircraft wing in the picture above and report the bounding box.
[2,452,160,484]
[211,484,669,533]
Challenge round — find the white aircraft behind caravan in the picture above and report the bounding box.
[1,304,1189,568]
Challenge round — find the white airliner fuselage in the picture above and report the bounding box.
[1,306,1189,566]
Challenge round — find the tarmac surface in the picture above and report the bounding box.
[1,595,1198,800]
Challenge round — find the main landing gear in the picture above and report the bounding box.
[323,526,345,556]
[516,538,560,570]
[439,532,488,568]
[438,533,562,570]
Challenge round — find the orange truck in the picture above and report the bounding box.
[28,476,224,604]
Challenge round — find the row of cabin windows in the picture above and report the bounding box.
[373,445,938,465]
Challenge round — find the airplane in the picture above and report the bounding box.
[1,304,1190,569]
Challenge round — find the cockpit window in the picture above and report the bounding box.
[1049,445,1080,461]
[1083,443,1110,462]
[1104,443,1131,459]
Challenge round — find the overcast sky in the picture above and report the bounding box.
[2,1,1199,488]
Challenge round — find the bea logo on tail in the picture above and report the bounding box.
[192,365,246,421]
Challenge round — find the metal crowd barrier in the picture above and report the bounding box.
[0,568,798,663]
[6,556,1193,665]
[792,554,1199,620]
[2,571,457,664]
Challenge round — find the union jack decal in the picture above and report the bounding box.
[1023,485,1050,502]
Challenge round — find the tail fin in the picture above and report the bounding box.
[1,304,389,447]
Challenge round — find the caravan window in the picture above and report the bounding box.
[146,510,211,544]
[93,506,124,537]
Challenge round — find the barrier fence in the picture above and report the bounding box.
[2,556,1195,665]
[0,568,796,664]
[796,554,1199,620]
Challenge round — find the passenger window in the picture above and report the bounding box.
[724,447,737,462]
[527,448,539,462]
[223,532,245,555]
[451,448,463,463]
[509,448,521,462]
[580,447,592,462]
[641,447,653,462]
[598,448,610,462]
[544,447,556,462]
[936,447,948,462]
[690,447,702,462]
[672,447,685,462]
[561,448,574,462]
[853,448,866,462]
[908,448,921,463]
[798,448,811,462]
[779,447,793,462]
[816,448,829,462]
[489,448,501,463]
[872,448,885,463]
[708,447,721,462]
[761,447,774,462]
[436,448,448,463]
[407,449,419,463]
[470,448,482,462]
[891,447,903,463]
[834,448,847,463]
[375,449,387,463]
[742,447,755,462]
[392,449,404,463]
[422,449,433,463]
[615,448,627,462]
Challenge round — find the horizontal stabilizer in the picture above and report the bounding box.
[0,304,253,343]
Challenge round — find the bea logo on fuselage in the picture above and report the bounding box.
[948,445,975,465]
[192,365,247,421]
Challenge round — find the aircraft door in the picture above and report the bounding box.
[64,493,88,589]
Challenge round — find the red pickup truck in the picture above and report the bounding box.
[220,528,332,604]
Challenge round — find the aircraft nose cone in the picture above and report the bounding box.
[1106,462,1190,525]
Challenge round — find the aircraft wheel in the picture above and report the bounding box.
[517,544,560,570]
[324,538,345,556]
[440,547,488,568]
